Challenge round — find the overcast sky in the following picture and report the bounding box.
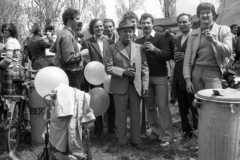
[104,0,220,23]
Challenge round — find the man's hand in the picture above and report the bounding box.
[142,88,149,97]
[143,41,155,52]
[174,52,184,62]
[123,68,135,77]
[186,79,195,93]
[202,29,215,43]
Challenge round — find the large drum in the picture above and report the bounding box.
[28,83,46,144]
[195,89,240,160]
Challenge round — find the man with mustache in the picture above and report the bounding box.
[135,13,173,147]
[183,2,232,94]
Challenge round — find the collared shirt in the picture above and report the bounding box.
[181,29,192,46]
[134,28,139,38]
[143,29,156,38]
[94,35,105,57]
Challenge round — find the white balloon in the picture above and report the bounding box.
[34,67,69,99]
[103,75,111,93]
[84,61,107,85]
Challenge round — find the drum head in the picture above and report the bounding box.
[195,88,240,103]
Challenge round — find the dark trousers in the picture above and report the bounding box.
[176,88,198,132]
[94,93,115,134]
[88,82,115,135]
[65,70,83,90]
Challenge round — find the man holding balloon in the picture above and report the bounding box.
[82,19,116,136]
[105,19,149,149]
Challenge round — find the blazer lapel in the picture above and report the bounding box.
[130,42,138,63]
[181,37,188,52]
[176,36,182,52]
[91,38,102,57]
[115,41,129,60]
[102,40,108,58]
[192,29,201,54]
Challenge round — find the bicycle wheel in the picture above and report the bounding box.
[21,100,31,144]
[6,101,20,151]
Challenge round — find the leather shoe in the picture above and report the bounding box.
[130,142,145,150]
[120,142,128,148]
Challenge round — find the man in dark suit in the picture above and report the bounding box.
[105,19,149,149]
[82,19,115,136]
[173,13,198,141]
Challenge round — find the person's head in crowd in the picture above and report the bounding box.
[164,28,172,37]
[230,24,239,35]
[197,2,216,29]
[2,23,18,39]
[117,19,134,44]
[45,25,55,36]
[153,26,164,33]
[62,8,80,30]
[30,23,43,36]
[122,11,139,29]
[74,22,83,37]
[139,13,154,36]
[88,19,104,37]
[103,18,115,36]
[177,13,192,34]
[1,23,7,34]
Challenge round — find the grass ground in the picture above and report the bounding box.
[0,104,198,160]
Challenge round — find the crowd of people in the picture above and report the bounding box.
[0,1,237,158]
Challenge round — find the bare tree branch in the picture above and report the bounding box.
[115,0,145,20]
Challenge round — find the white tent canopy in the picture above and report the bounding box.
[216,0,240,26]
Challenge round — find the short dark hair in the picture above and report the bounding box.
[176,13,192,22]
[103,18,115,27]
[1,23,8,34]
[88,19,102,35]
[122,11,139,22]
[230,24,238,30]
[197,2,216,18]
[62,8,79,25]
[140,13,154,24]
[30,23,41,35]
[77,22,83,28]
[164,28,171,32]
[2,23,18,39]
[45,25,54,32]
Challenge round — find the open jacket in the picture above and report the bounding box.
[183,23,232,80]
[104,41,149,96]
[82,36,114,63]
[173,35,188,90]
